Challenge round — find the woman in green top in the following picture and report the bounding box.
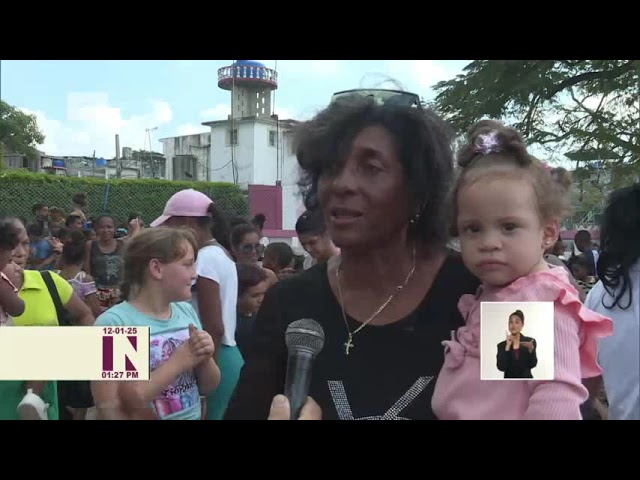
[0,217,94,420]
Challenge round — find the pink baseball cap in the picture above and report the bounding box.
[150,189,213,227]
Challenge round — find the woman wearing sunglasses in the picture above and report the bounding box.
[225,89,480,420]
[230,223,278,286]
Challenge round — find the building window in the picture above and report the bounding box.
[269,130,276,147]
[227,129,238,146]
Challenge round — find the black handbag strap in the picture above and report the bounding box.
[41,271,72,326]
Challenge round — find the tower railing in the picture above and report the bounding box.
[218,65,278,85]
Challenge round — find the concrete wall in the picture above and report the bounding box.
[232,87,273,119]
[280,131,305,231]
[251,124,305,231]
[252,122,280,185]
[159,133,210,181]
[161,118,305,235]
[210,121,255,187]
[4,153,42,172]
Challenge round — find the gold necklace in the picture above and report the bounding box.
[336,244,416,355]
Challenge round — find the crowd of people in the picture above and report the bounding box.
[0,88,637,420]
[0,188,332,420]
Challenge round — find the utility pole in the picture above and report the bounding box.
[115,134,121,178]
[146,127,158,178]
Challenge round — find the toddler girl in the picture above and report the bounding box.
[431,120,613,420]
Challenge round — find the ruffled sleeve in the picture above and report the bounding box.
[491,266,613,378]
[558,287,613,378]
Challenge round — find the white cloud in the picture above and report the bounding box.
[274,106,297,120]
[277,60,343,77]
[200,103,230,120]
[19,92,173,157]
[309,60,341,75]
[409,60,450,89]
[385,60,451,91]
[176,124,209,136]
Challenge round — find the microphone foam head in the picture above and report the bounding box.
[285,318,325,355]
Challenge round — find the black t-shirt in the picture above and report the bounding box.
[235,312,255,358]
[225,250,480,420]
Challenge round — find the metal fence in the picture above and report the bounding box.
[0,174,249,228]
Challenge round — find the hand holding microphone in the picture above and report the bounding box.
[281,318,325,420]
[268,395,322,420]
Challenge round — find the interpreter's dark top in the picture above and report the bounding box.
[225,250,480,420]
[496,335,538,379]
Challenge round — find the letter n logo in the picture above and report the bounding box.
[102,336,138,372]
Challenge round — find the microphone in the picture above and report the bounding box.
[284,318,325,420]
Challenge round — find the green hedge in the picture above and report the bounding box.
[0,170,249,227]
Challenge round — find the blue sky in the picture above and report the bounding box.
[0,60,469,158]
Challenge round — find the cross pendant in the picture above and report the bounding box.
[344,335,354,355]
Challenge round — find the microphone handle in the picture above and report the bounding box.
[284,349,315,420]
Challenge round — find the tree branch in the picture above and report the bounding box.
[523,94,541,137]
[534,129,575,144]
[545,61,635,99]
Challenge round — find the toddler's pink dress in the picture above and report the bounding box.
[432,266,612,420]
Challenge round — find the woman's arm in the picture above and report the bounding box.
[0,279,24,317]
[65,292,95,326]
[84,292,103,318]
[224,284,288,419]
[122,219,142,242]
[196,277,225,355]
[33,250,61,270]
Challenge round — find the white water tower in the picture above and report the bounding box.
[217,60,278,119]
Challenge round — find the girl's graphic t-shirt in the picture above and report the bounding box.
[96,301,203,420]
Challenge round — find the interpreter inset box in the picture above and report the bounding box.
[480,302,554,381]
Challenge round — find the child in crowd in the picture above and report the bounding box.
[92,228,220,420]
[569,254,598,295]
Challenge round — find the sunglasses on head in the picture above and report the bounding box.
[331,88,423,109]
[241,243,265,254]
